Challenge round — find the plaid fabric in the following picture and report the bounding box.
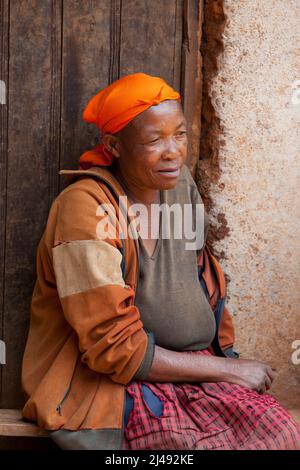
[122,349,300,450]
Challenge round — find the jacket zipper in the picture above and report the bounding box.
[93,175,140,296]
[56,356,79,416]
[120,386,126,448]
[61,169,140,289]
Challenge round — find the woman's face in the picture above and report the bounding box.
[106,100,188,190]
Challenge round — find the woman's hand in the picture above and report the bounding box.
[146,345,278,394]
[224,358,278,394]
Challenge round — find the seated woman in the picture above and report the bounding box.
[21,73,300,450]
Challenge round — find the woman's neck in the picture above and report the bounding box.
[113,166,160,206]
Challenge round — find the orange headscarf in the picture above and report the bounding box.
[79,73,181,168]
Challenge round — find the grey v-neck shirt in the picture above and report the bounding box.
[133,165,216,381]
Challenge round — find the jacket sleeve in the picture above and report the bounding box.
[219,305,235,351]
[51,182,155,385]
[197,244,236,355]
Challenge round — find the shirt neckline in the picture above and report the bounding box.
[138,190,164,261]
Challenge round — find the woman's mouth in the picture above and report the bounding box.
[157,167,180,178]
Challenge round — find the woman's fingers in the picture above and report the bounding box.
[266,366,278,382]
[258,367,276,393]
[264,375,272,391]
[258,383,266,394]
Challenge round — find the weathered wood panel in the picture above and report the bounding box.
[181,0,204,174]
[119,0,183,90]
[1,0,62,407]
[0,0,203,410]
[0,0,9,405]
[59,0,112,183]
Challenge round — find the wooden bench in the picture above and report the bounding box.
[0,408,299,440]
[0,409,48,438]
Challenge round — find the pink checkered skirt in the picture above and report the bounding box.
[122,349,300,450]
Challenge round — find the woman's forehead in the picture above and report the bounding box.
[128,100,185,133]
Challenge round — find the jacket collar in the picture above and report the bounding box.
[59,166,140,259]
[59,166,125,198]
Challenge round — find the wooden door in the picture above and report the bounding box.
[0,0,203,408]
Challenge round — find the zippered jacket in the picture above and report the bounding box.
[21,166,236,449]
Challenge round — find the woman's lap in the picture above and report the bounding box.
[122,350,300,450]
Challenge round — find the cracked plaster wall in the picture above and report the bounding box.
[198,0,300,408]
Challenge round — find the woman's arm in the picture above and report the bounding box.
[52,184,150,386]
[146,345,277,394]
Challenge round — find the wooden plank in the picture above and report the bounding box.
[181,0,204,175]
[109,0,122,83]
[0,0,9,404]
[0,409,48,437]
[59,0,112,186]
[173,0,184,92]
[119,0,183,88]
[1,0,62,408]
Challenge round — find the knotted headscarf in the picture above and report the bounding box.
[79,73,181,169]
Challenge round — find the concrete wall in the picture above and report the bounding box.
[198,0,300,409]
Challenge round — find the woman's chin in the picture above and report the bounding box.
[153,170,181,189]
[162,180,179,190]
[152,180,179,191]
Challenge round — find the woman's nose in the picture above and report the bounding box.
[161,137,179,159]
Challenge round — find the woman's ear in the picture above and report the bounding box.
[102,134,121,158]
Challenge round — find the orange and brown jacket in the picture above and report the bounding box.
[21,165,236,449]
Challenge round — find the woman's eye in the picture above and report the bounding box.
[174,131,187,139]
[146,138,160,144]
